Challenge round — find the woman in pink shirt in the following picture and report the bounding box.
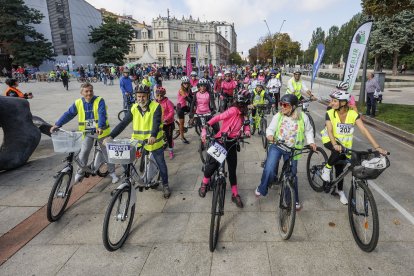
[177,76,193,144]
[199,90,251,208]
[156,86,175,159]
[220,71,238,111]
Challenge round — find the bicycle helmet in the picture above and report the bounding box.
[190,71,197,76]
[198,78,208,86]
[224,70,231,76]
[256,81,265,88]
[270,69,277,75]
[217,73,223,77]
[330,89,350,102]
[251,72,257,77]
[181,76,190,83]
[280,94,299,107]
[123,68,130,73]
[235,90,250,104]
[155,86,166,96]
[135,84,151,94]
[336,81,349,91]
[293,70,301,75]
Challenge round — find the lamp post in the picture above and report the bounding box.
[263,19,285,68]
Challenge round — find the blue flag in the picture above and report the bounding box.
[311,43,325,89]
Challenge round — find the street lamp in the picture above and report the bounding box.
[263,19,286,68]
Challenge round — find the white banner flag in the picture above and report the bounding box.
[342,21,373,92]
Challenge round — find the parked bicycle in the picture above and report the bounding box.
[46,129,108,222]
[77,76,98,83]
[306,141,390,252]
[102,139,160,251]
[117,93,136,121]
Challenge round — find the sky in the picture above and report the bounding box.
[85,0,362,57]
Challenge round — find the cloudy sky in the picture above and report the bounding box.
[86,0,362,56]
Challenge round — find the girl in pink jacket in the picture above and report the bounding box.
[199,90,251,208]
[156,87,175,159]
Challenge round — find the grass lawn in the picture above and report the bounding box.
[361,103,414,133]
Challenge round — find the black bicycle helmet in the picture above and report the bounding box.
[236,89,250,104]
[134,84,151,94]
[280,93,299,107]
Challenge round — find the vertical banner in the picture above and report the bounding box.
[311,43,325,89]
[209,64,214,77]
[342,20,373,92]
[195,42,201,77]
[186,45,192,76]
[67,55,73,72]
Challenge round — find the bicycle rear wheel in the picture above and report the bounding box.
[194,119,202,136]
[261,118,267,149]
[102,186,135,251]
[278,178,296,240]
[172,120,181,140]
[199,140,207,164]
[306,113,316,138]
[118,110,125,122]
[348,180,379,252]
[306,146,328,192]
[47,171,73,222]
[209,178,224,252]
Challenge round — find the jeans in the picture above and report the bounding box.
[366,93,376,116]
[151,147,169,186]
[257,144,299,201]
[77,135,115,174]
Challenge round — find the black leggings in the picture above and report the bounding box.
[177,105,190,119]
[163,123,174,149]
[204,140,238,186]
[324,141,346,190]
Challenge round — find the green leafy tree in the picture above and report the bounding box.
[362,0,414,17]
[228,52,243,65]
[0,0,55,67]
[305,27,325,62]
[89,17,135,65]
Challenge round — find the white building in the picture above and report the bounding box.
[124,15,232,67]
[216,22,237,53]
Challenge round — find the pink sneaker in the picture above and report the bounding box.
[169,151,174,160]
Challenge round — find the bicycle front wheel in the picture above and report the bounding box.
[118,110,125,122]
[102,186,135,251]
[209,178,223,252]
[306,146,328,192]
[261,118,267,149]
[199,140,207,164]
[172,120,181,140]
[47,171,73,222]
[307,113,316,138]
[278,178,296,240]
[348,180,379,252]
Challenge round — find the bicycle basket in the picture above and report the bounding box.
[106,139,137,164]
[352,154,390,180]
[51,131,83,153]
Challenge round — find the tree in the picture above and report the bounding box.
[362,0,414,17]
[228,52,243,65]
[89,17,135,65]
[0,0,55,67]
[306,27,325,62]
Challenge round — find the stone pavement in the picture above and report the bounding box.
[0,79,414,275]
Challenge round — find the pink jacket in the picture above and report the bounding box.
[177,89,190,107]
[208,106,249,138]
[258,75,265,82]
[195,91,211,114]
[221,80,237,96]
[158,97,175,125]
[190,78,199,88]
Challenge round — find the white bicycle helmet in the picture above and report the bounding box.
[181,76,190,83]
[217,73,223,77]
[224,70,231,76]
[330,89,350,102]
[336,81,349,91]
[190,71,197,76]
[198,78,208,86]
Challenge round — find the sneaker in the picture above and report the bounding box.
[296,202,302,211]
[321,167,331,182]
[181,137,190,144]
[198,183,209,198]
[163,186,171,199]
[110,173,119,184]
[231,194,244,208]
[74,173,84,183]
[169,151,174,160]
[337,190,348,205]
[254,187,261,197]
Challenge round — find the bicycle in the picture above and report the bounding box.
[267,87,280,115]
[306,142,390,252]
[218,92,234,113]
[249,103,268,149]
[47,129,108,222]
[102,139,160,251]
[117,93,136,121]
[205,131,248,252]
[195,113,213,164]
[299,97,316,138]
[267,140,313,240]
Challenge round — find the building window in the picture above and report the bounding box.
[57,18,65,29]
[56,2,64,12]
[60,33,67,43]
[177,57,181,65]
[174,43,178,52]
[130,44,136,53]
[205,58,208,65]
[62,48,68,55]
[173,31,178,39]
[205,45,209,53]
[143,43,148,52]
[158,21,161,26]
[190,44,195,54]
[188,33,195,40]
[158,31,163,38]
[205,35,210,40]
[159,43,164,52]
[142,32,147,39]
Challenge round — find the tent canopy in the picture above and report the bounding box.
[124,50,158,68]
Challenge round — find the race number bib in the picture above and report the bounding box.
[207,142,227,164]
[85,119,95,130]
[107,144,131,160]
[191,87,198,93]
[336,123,354,135]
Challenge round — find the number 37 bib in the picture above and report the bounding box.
[336,123,354,135]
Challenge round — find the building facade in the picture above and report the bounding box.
[123,15,232,67]
[216,22,237,53]
[25,0,102,71]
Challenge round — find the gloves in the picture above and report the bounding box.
[201,128,207,143]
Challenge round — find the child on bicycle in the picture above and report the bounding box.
[155,86,175,159]
[50,83,118,184]
[176,76,193,144]
[248,81,270,134]
[255,94,316,211]
[4,78,33,99]
[199,90,251,208]
[320,88,387,205]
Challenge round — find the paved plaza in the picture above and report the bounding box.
[0,78,414,275]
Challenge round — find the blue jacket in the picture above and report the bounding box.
[119,76,133,95]
[56,96,107,129]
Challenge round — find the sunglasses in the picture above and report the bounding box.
[280,102,291,108]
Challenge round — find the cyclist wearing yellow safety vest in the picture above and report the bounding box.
[105,84,171,199]
[248,81,270,134]
[286,70,315,101]
[320,88,388,205]
[50,83,118,184]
